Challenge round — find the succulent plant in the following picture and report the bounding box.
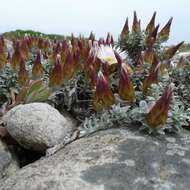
[146,84,173,129]
[16,80,50,104]
[0,12,189,136]
[18,57,29,86]
[0,36,7,70]
[94,71,115,111]
[49,54,63,88]
[118,11,183,65]
[118,63,135,101]
[32,49,44,79]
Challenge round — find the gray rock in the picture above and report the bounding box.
[0,140,19,179]
[1,128,190,190]
[174,52,190,60]
[171,52,190,67]
[2,103,76,153]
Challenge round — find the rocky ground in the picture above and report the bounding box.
[1,120,190,190]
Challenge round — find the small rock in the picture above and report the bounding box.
[171,52,190,67]
[175,52,190,60]
[2,103,76,153]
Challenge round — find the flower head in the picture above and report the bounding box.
[38,38,44,49]
[145,24,159,47]
[132,11,141,33]
[119,63,135,101]
[73,47,80,67]
[62,40,69,52]
[164,41,184,60]
[0,35,5,48]
[32,50,44,79]
[78,37,91,61]
[61,40,70,63]
[106,32,114,46]
[135,52,144,72]
[121,18,129,39]
[89,32,95,42]
[143,56,160,94]
[98,38,105,46]
[147,84,173,128]
[94,71,115,110]
[158,18,173,42]
[0,37,7,70]
[63,50,76,80]
[20,38,30,59]
[52,42,62,61]
[88,64,97,88]
[114,50,133,74]
[43,39,50,51]
[97,45,126,66]
[146,12,156,34]
[86,46,99,69]
[11,41,23,70]
[18,58,29,86]
[84,48,100,86]
[144,48,155,64]
[49,54,63,87]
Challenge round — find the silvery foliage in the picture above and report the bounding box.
[132,82,190,132]
[170,65,190,109]
[79,104,131,137]
[118,32,145,63]
[48,72,93,120]
[167,100,190,132]
[0,65,18,106]
[80,79,190,136]
[118,31,165,65]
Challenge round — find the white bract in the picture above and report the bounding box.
[97,45,126,65]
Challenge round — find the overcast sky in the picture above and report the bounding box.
[0,0,189,44]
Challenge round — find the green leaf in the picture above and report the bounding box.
[27,80,44,95]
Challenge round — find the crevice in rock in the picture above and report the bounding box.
[8,145,44,168]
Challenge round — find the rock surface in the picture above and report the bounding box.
[1,127,190,190]
[171,52,190,66]
[2,103,75,153]
[174,52,190,60]
[0,140,19,179]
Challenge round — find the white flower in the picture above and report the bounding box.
[97,45,126,65]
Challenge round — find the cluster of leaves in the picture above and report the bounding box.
[117,12,179,64]
[78,12,190,135]
[82,82,189,135]
[0,11,189,137]
[118,31,144,62]
[48,72,93,121]
[0,29,114,115]
[170,59,190,109]
[80,104,131,137]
